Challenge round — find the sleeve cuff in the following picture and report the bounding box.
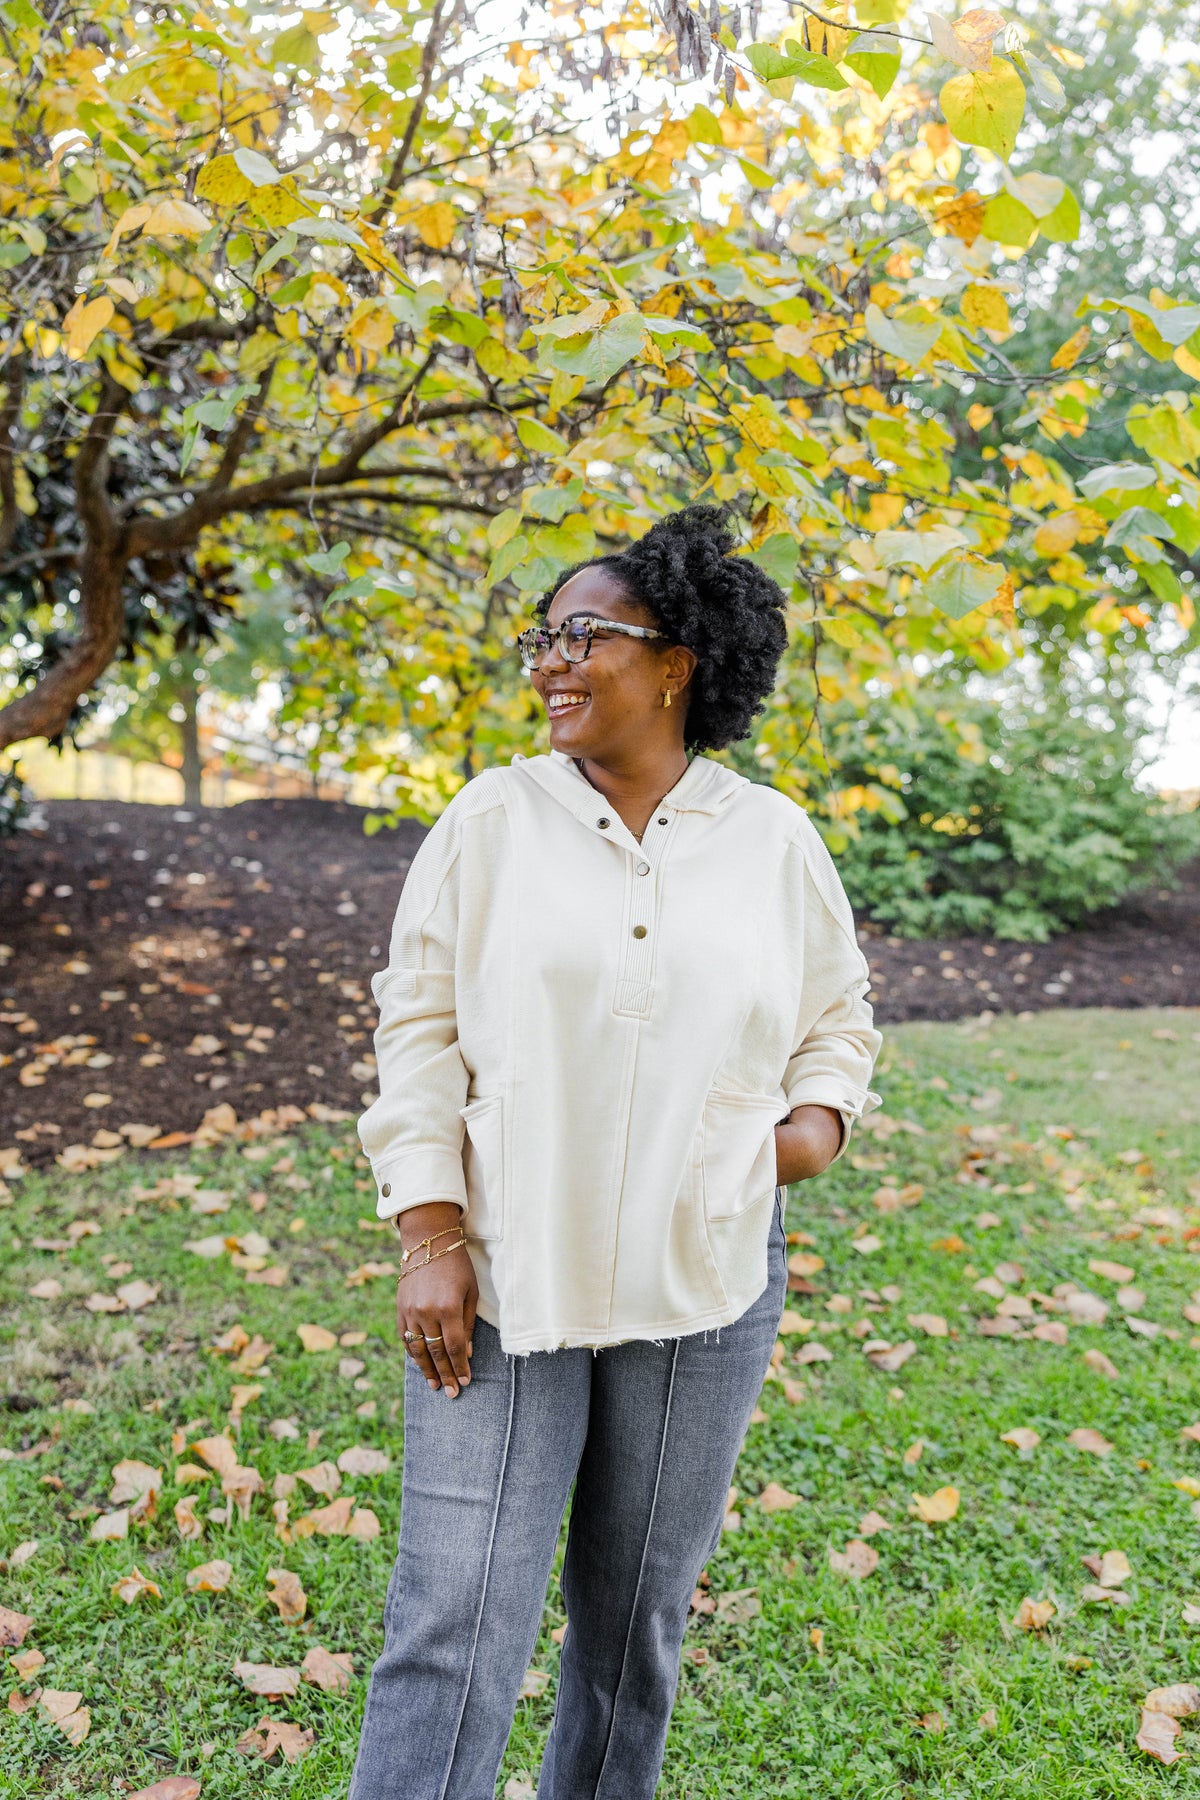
[369,1145,467,1220]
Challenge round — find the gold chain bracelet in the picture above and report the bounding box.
[396,1233,467,1280]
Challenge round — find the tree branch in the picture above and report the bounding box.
[365,0,464,223]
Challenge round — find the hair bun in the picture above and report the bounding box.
[639,504,735,560]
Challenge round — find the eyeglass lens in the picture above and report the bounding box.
[521,618,591,667]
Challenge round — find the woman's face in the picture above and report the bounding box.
[529,566,693,760]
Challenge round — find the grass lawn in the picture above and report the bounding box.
[3,1006,1200,1798]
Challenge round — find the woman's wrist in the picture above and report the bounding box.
[391,1199,465,1253]
[774,1105,844,1185]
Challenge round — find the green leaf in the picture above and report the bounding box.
[875,526,969,571]
[1001,168,1063,219]
[535,515,596,563]
[922,554,1006,619]
[305,542,352,577]
[1038,184,1081,245]
[0,242,30,268]
[1126,401,1200,467]
[511,555,559,592]
[685,105,724,146]
[845,35,901,100]
[981,190,1038,249]
[1140,560,1181,606]
[1077,463,1156,499]
[864,304,941,365]
[233,148,281,188]
[745,41,848,89]
[253,229,299,282]
[746,533,799,586]
[523,479,583,522]
[737,156,775,192]
[486,536,529,586]
[940,58,1026,160]
[487,508,522,550]
[517,416,569,457]
[1021,52,1067,113]
[1103,506,1177,547]
[272,21,320,67]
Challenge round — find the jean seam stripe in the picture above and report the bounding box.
[591,1337,682,1797]
[435,1353,517,1800]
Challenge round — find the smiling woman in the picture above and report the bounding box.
[350,503,881,1800]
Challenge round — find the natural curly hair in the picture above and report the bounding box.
[534,505,789,753]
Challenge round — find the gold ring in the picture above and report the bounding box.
[423,1334,444,1344]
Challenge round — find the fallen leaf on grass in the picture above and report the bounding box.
[864,1339,916,1373]
[235,1717,314,1763]
[908,1313,948,1337]
[337,1444,391,1477]
[1144,1684,1200,1717]
[115,1279,158,1310]
[1183,1601,1200,1626]
[233,1660,301,1698]
[1098,1549,1132,1588]
[850,1234,883,1256]
[297,1495,355,1536]
[111,1567,162,1605]
[1063,1291,1107,1325]
[0,1605,34,1646]
[858,1510,891,1537]
[794,1342,834,1365]
[1031,1320,1069,1345]
[127,1780,202,1800]
[186,1559,233,1592]
[518,1666,550,1698]
[89,1509,129,1541]
[915,1710,945,1733]
[787,1253,824,1278]
[266,1568,307,1623]
[1137,1707,1181,1764]
[301,1645,354,1693]
[1082,1349,1119,1380]
[911,1487,960,1523]
[10,1648,43,1680]
[776,1310,814,1336]
[828,1538,879,1579]
[1089,1258,1135,1284]
[714,1587,761,1623]
[1066,1428,1113,1456]
[297,1324,338,1352]
[757,1482,800,1513]
[295,1460,341,1497]
[39,1688,90,1744]
[1012,1597,1055,1631]
[28,1279,62,1301]
[191,1435,238,1476]
[1000,1428,1040,1451]
[174,1496,203,1541]
[1180,1423,1200,1444]
[110,1459,162,1517]
[903,1441,924,1465]
[347,1506,381,1540]
[1081,1583,1130,1605]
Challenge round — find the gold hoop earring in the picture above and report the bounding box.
[662,688,672,708]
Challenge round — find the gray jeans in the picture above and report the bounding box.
[349,1187,788,1800]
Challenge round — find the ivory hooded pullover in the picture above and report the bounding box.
[359,748,882,1354]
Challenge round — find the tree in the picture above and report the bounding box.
[1,0,1197,825]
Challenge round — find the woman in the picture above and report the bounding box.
[350,506,881,1799]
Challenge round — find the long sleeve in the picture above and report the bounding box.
[782,827,882,1163]
[358,803,471,1221]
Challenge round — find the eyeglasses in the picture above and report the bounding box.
[516,614,670,670]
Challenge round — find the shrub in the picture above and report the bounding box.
[817,697,1200,941]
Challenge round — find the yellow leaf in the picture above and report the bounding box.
[828,1538,879,1578]
[1033,512,1080,557]
[1000,1427,1040,1451]
[186,1558,234,1591]
[961,284,1010,339]
[64,295,114,360]
[967,402,993,429]
[1050,324,1090,371]
[911,1486,960,1522]
[413,201,456,250]
[195,153,254,208]
[296,1323,338,1352]
[111,1566,162,1605]
[1012,1595,1055,1630]
[266,1567,308,1623]
[144,198,211,238]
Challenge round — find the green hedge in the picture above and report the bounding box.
[817,696,1199,941]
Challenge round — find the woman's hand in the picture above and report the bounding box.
[394,1202,478,1398]
[774,1105,844,1187]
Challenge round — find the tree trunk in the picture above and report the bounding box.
[179,667,203,808]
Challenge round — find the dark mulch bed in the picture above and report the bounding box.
[2,798,1197,1167]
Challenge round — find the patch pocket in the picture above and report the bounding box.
[700,1089,786,1222]
[458,1093,505,1242]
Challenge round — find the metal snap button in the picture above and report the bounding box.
[632,924,648,938]
[381,1182,391,1198]
[636,862,650,876]
[657,816,667,824]
[597,817,610,829]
